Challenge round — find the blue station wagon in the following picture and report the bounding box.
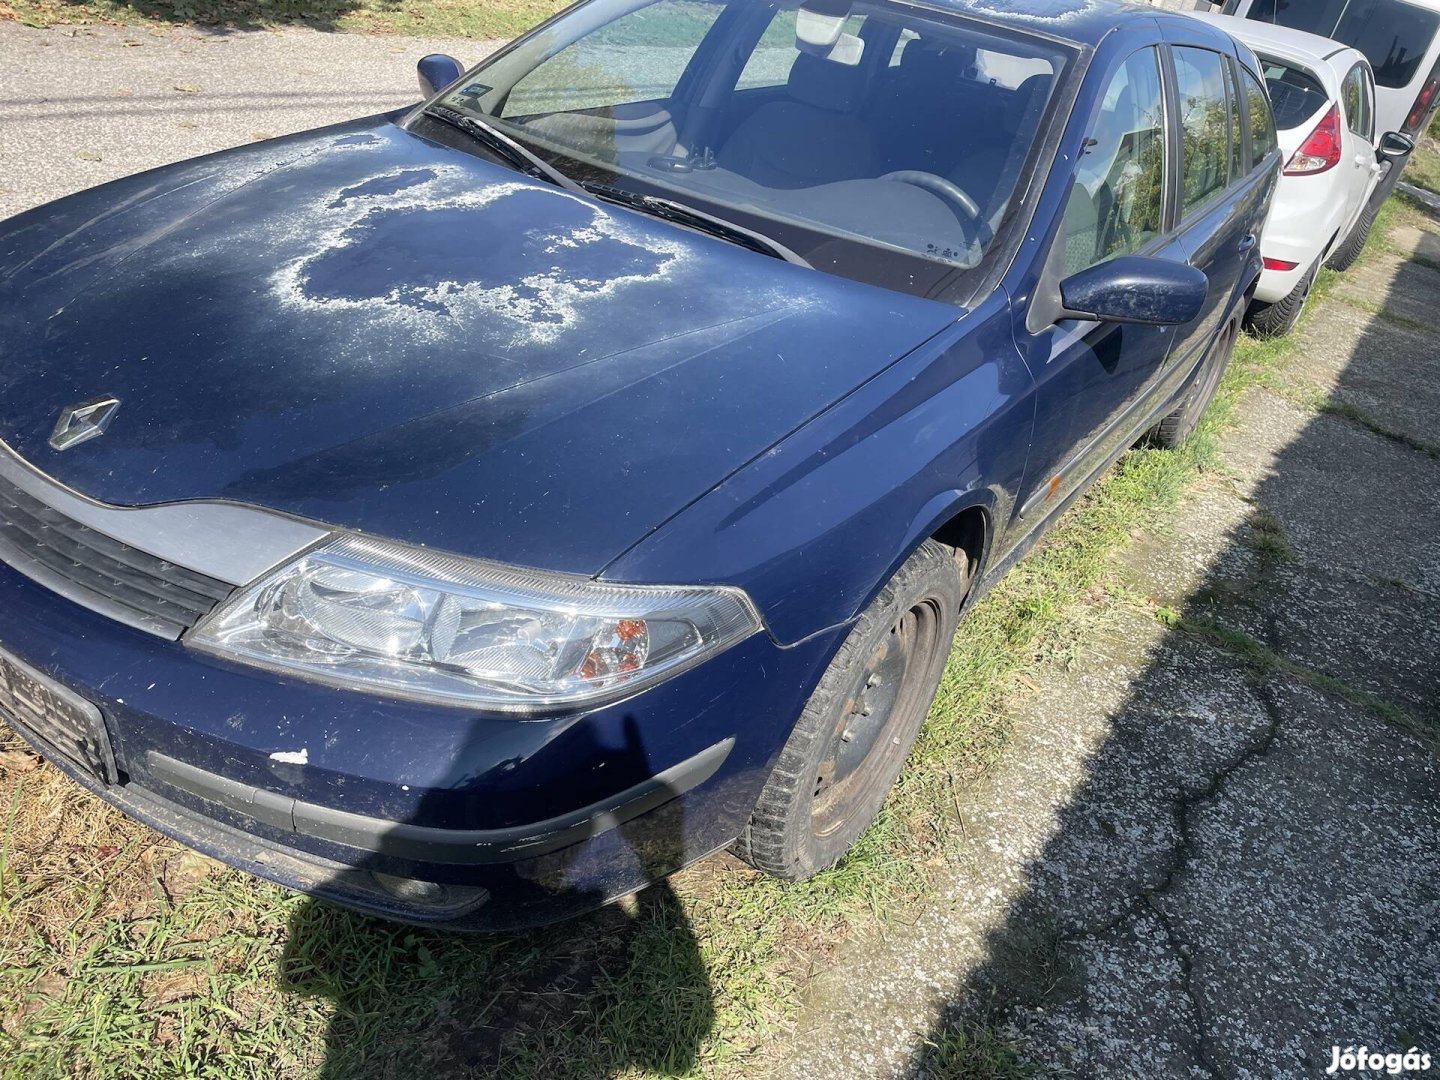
[0,0,1276,928]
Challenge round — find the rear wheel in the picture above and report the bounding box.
[1147,316,1237,449]
[733,541,967,880]
[1325,203,1377,272]
[1244,261,1316,338]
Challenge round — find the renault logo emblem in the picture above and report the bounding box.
[50,396,121,452]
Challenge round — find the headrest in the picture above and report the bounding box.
[900,39,975,86]
[788,52,864,111]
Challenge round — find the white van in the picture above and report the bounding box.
[1220,0,1440,141]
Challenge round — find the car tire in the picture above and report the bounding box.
[733,540,968,881]
[1325,203,1377,272]
[1244,261,1316,339]
[1147,316,1237,450]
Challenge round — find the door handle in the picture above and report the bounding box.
[1238,233,1257,253]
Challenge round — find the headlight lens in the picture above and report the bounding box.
[187,535,762,710]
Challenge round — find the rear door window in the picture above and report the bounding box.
[1243,0,1440,89]
[1173,47,1232,213]
[1259,57,1329,130]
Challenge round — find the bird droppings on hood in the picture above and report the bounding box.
[332,132,383,148]
[250,161,691,345]
[328,167,439,207]
[269,748,309,765]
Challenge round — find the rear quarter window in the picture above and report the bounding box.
[1259,57,1328,130]
[1243,66,1280,165]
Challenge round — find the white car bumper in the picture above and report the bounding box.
[1256,171,1353,303]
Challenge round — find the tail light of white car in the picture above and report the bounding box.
[1284,102,1343,176]
[1406,75,1438,132]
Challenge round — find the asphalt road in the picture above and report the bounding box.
[0,21,495,221]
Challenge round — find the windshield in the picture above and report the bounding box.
[1258,56,1330,129]
[1244,0,1440,89]
[427,0,1071,298]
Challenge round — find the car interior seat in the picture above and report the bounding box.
[717,52,878,188]
[946,72,1052,221]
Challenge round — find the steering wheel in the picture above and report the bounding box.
[878,170,983,224]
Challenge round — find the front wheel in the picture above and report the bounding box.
[733,541,967,880]
[1147,316,1237,450]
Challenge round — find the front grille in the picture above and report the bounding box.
[0,475,232,639]
[0,646,117,783]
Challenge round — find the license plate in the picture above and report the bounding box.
[0,646,116,784]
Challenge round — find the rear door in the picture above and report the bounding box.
[1162,36,1275,375]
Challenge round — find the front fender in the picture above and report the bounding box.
[601,289,1035,645]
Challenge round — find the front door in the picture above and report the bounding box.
[1011,43,1181,528]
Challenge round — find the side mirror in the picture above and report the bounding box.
[1059,255,1209,327]
[418,54,465,98]
[1378,130,1416,162]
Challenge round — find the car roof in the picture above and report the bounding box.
[1184,10,1366,74]
[918,0,1159,46]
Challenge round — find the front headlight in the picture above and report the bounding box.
[187,534,762,710]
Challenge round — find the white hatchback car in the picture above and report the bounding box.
[1193,13,1413,335]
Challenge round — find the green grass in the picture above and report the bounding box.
[0,197,1425,1078]
[1246,509,1295,561]
[1,0,564,39]
[910,1021,1028,1080]
[1400,112,1440,195]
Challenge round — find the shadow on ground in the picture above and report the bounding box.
[904,227,1440,1077]
[278,724,716,1078]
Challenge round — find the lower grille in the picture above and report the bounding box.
[0,474,232,639]
[0,646,117,784]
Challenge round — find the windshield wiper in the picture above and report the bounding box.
[421,104,584,194]
[582,183,811,268]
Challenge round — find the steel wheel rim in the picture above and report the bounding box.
[810,598,943,839]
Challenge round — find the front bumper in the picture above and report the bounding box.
[0,558,842,929]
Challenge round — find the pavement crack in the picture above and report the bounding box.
[1033,635,1291,1078]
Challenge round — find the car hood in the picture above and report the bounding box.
[0,118,960,575]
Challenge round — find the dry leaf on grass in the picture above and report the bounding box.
[0,749,41,772]
[145,968,208,1006]
[163,849,222,896]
